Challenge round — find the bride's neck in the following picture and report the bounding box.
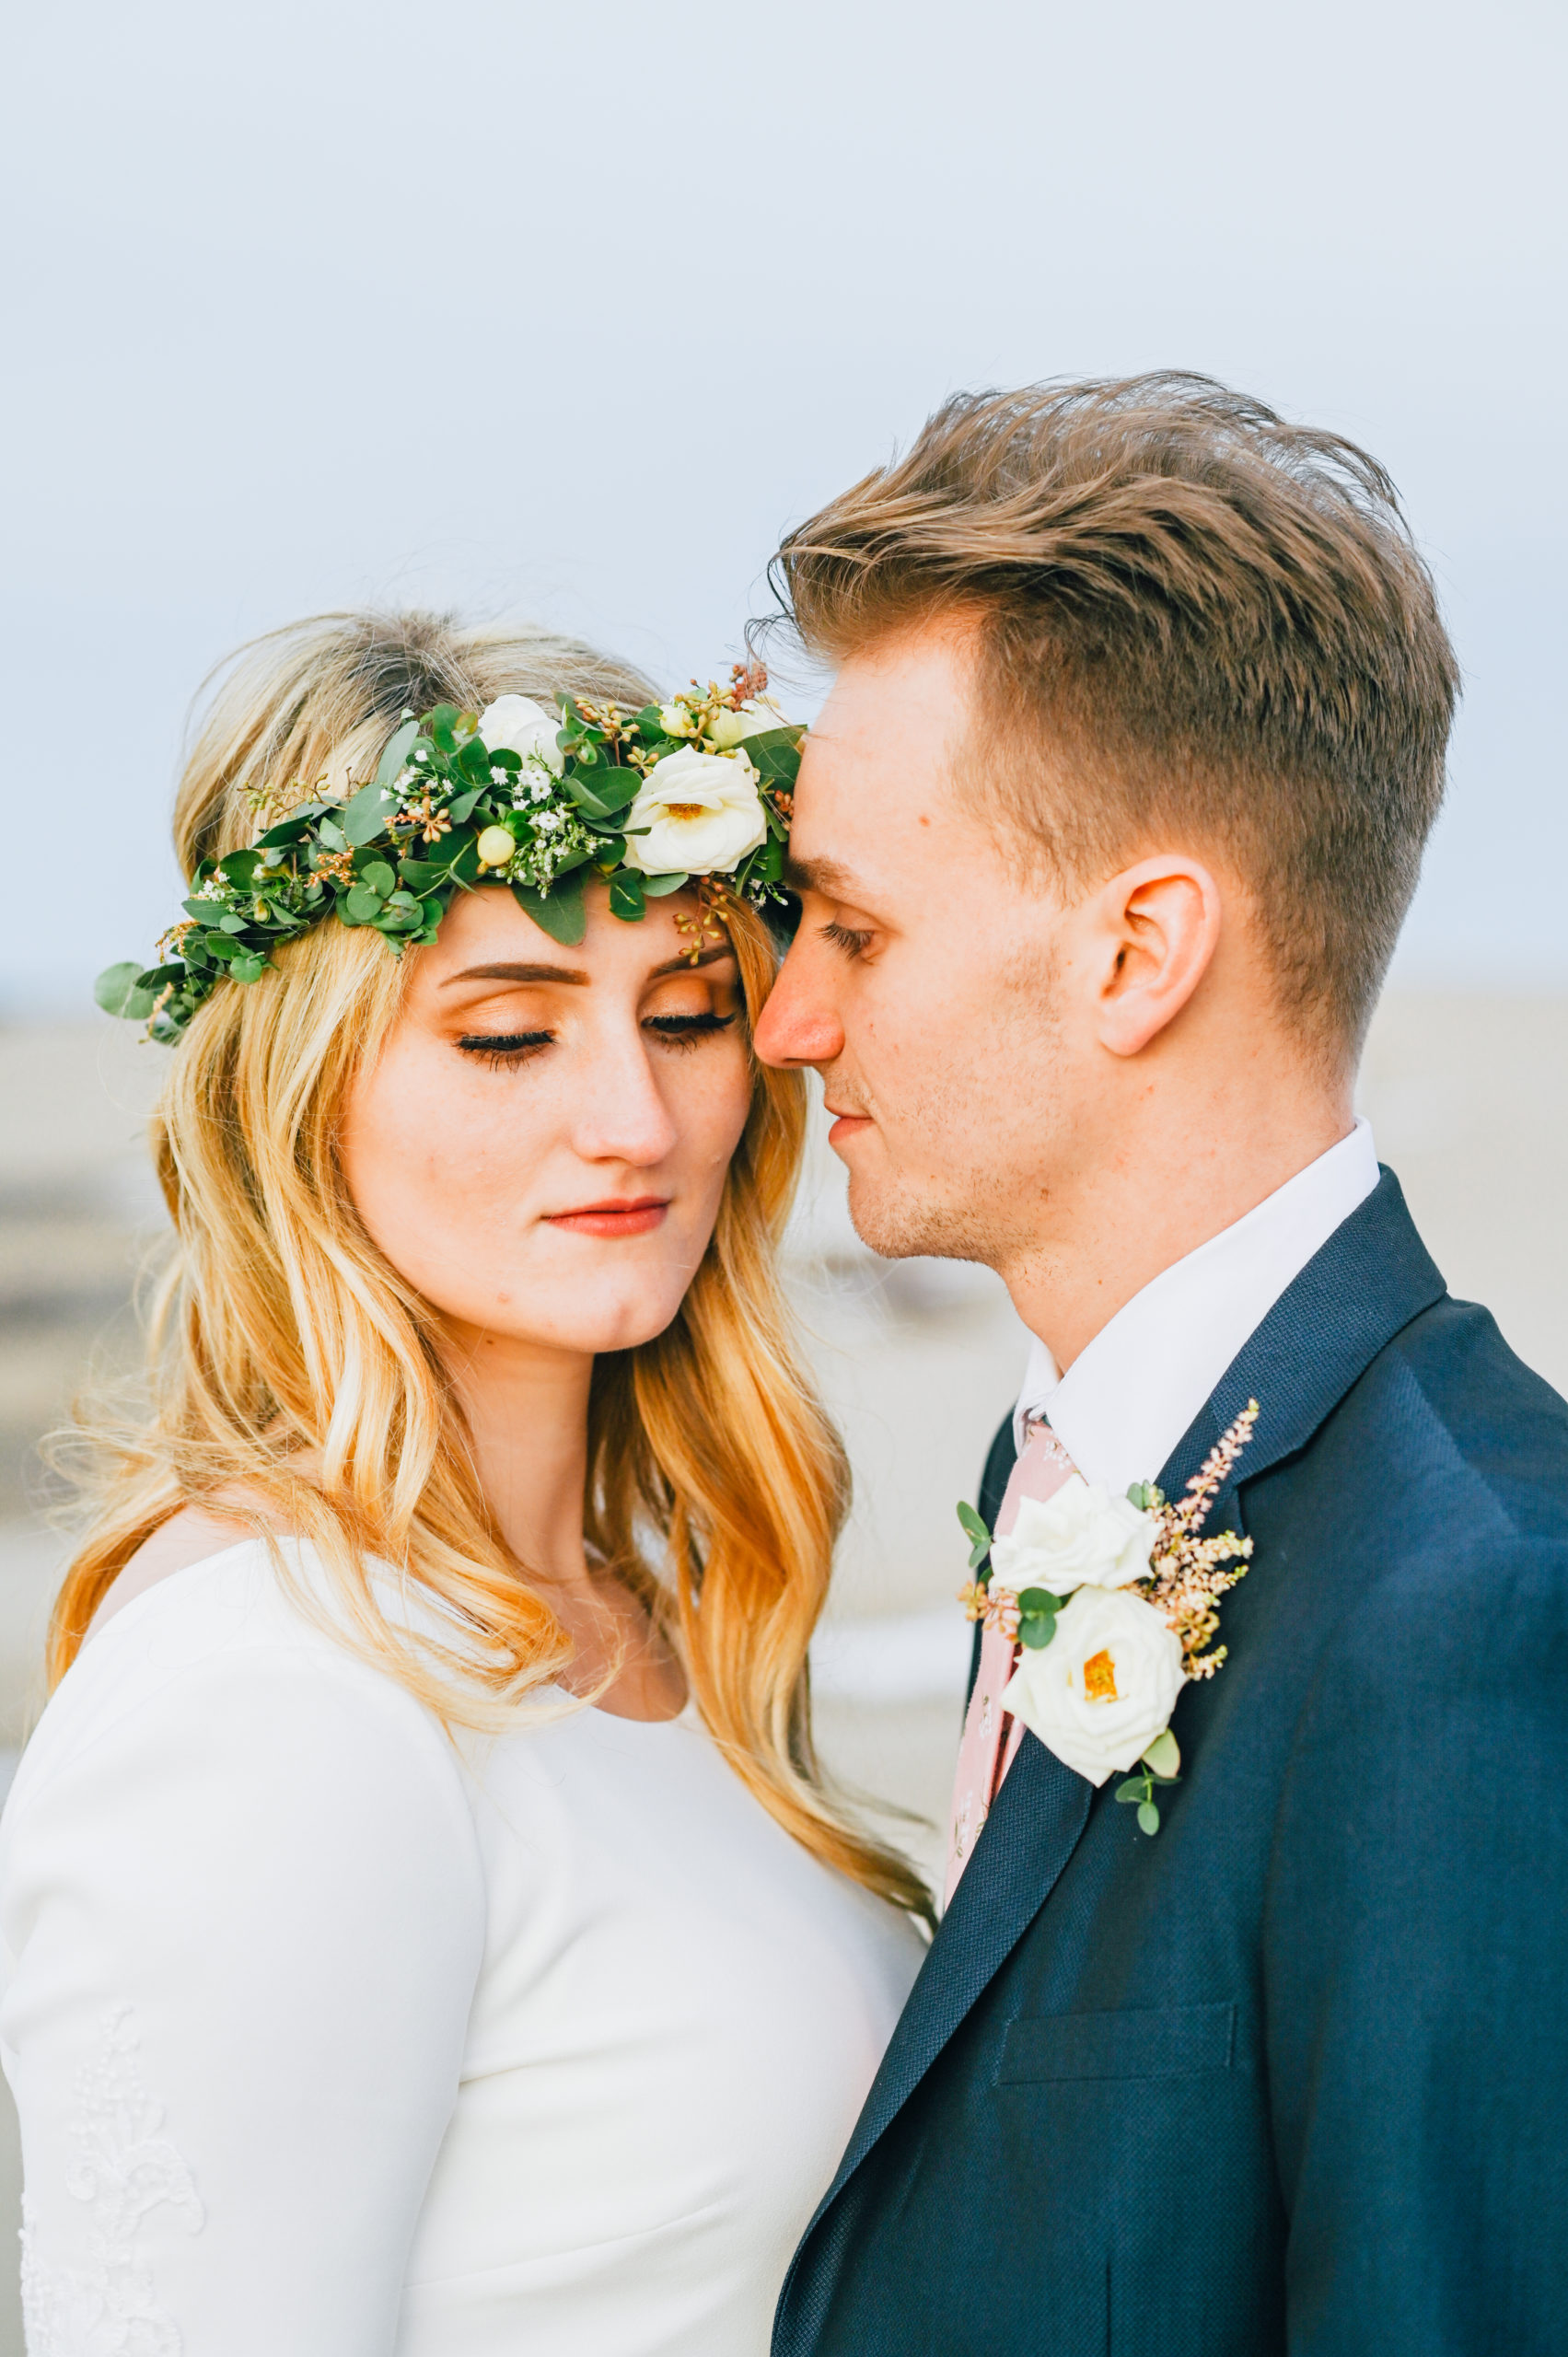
[440,1322,595,1587]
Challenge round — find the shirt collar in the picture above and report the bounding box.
[1013,1118,1381,1496]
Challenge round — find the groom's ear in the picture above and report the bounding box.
[1086,854,1224,1058]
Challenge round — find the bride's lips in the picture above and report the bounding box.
[544,1197,670,1238]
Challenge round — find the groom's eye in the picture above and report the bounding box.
[822,919,874,960]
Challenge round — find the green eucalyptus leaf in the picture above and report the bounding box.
[1017,1587,1063,1614]
[342,781,399,848]
[511,873,587,946]
[399,857,448,892]
[1137,1800,1162,1836]
[254,812,316,850]
[456,737,492,784]
[608,870,646,921]
[589,764,642,813]
[359,859,396,898]
[741,727,804,786]
[956,1501,991,1547]
[1142,1729,1180,1779]
[344,884,383,923]
[447,787,484,824]
[564,770,615,818]
[632,703,667,738]
[316,818,347,853]
[94,961,154,1018]
[374,715,422,793]
[1017,1612,1058,1651]
[218,912,250,935]
[642,870,690,897]
[230,952,269,983]
[1115,1778,1149,1805]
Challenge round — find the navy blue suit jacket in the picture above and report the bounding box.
[775,1172,1568,2356]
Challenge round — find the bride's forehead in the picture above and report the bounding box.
[414,884,720,985]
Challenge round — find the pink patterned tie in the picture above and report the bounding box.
[943,1418,1078,1908]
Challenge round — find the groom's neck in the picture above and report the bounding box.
[998,1071,1355,1374]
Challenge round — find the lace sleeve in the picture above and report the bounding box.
[0,1619,486,2357]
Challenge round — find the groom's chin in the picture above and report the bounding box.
[842,1167,985,1268]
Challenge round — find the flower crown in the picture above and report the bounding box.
[96,667,802,1043]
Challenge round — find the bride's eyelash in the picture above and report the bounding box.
[644,1011,738,1051]
[457,1031,553,1069]
[822,920,873,958]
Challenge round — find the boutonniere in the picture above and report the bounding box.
[957,1401,1259,1832]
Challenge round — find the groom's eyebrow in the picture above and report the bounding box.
[784,853,867,900]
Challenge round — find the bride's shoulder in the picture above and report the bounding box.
[87,1504,263,1640]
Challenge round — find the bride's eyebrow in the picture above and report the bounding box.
[441,944,736,990]
[442,962,590,988]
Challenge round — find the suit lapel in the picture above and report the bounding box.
[819,1731,1090,2200]
[814,1170,1446,2216]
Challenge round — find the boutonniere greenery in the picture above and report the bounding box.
[957,1401,1259,1831]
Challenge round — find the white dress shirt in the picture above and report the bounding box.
[1014,1119,1381,1495]
[0,1541,923,2357]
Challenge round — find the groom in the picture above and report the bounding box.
[755,376,1568,2354]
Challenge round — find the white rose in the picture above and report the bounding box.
[707,697,784,750]
[988,1474,1157,1597]
[1001,1585,1185,1788]
[477,694,564,775]
[621,745,769,877]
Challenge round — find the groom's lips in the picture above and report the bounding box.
[545,1196,669,1237]
[826,1107,874,1150]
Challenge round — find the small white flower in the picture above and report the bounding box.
[988,1475,1157,1597]
[707,697,784,750]
[659,702,699,737]
[1002,1585,1185,1788]
[478,694,564,774]
[534,809,562,834]
[621,745,768,877]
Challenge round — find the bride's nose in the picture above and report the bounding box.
[567,1011,681,1168]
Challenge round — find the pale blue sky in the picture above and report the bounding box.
[4,0,1563,1009]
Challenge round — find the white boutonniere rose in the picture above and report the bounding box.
[988,1474,1157,1596]
[1000,1585,1185,1788]
[478,694,565,776]
[956,1400,1261,1835]
[621,746,769,877]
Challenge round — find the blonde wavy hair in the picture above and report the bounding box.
[52,610,932,1924]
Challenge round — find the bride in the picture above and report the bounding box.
[0,612,927,2355]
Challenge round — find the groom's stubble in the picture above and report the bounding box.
[830,924,1074,1277]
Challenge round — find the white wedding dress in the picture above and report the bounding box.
[0,1540,923,2356]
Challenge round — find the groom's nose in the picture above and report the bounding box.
[753,936,845,1071]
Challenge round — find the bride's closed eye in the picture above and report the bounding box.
[457,1029,553,1069]
[456,1009,738,1070]
[643,1010,738,1051]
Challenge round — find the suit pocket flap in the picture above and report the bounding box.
[997,2001,1236,2084]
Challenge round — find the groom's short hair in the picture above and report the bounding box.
[772,375,1459,1062]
